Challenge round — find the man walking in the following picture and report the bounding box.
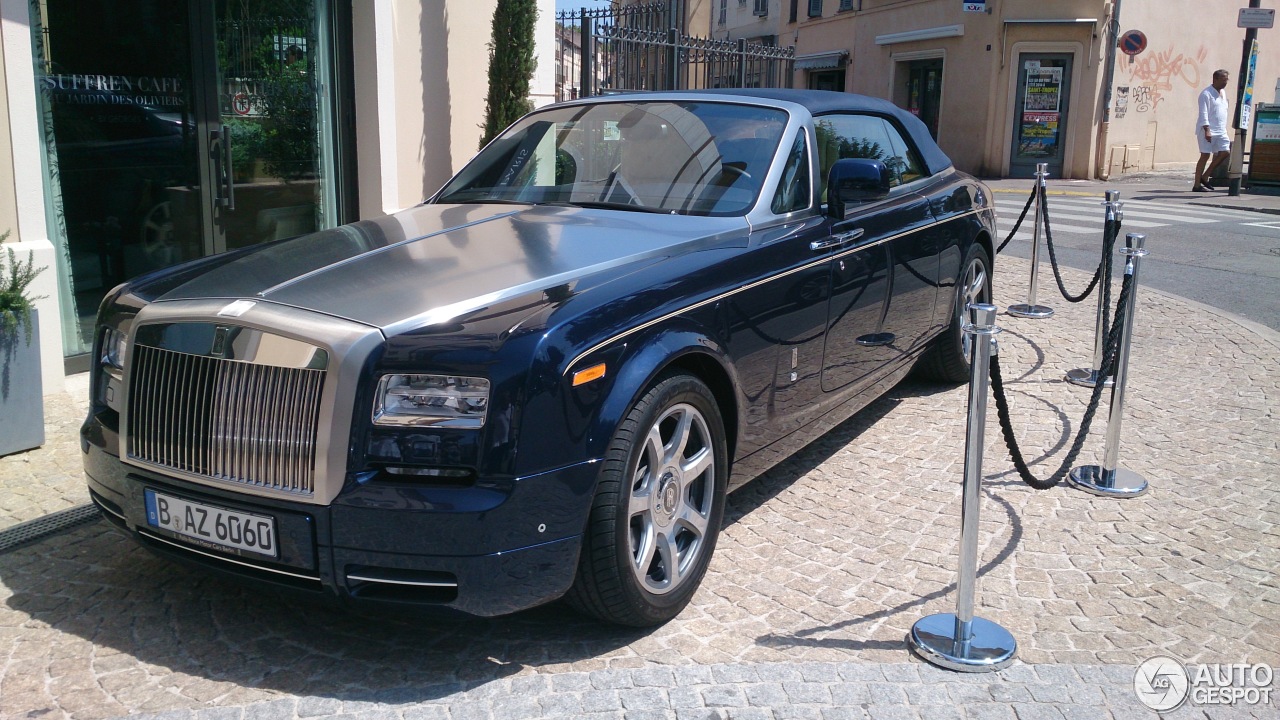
[1194,69,1231,192]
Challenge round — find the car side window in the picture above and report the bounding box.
[814,114,928,200]
[770,130,811,214]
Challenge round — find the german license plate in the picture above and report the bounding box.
[144,489,278,559]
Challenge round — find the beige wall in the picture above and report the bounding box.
[789,0,1108,178]
[784,0,1279,180]
[1102,2,1279,175]
[0,27,17,238]
[354,0,556,217]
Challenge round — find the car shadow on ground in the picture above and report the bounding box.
[0,372,1053,705]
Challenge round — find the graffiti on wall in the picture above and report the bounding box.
[1116,86,1130,119]
[1122,45,1209,111]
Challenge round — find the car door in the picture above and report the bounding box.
[813,114,936,393]
[726,130,834,462]
[877,118,941,356]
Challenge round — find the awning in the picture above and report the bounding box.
[795,51,849,70]
[874,24,964,45]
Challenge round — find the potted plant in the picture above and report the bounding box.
[0,241,47,456]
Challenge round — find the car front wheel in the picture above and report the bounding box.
[566,372,728,626]
[917,243,992,383]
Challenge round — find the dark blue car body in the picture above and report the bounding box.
[82,90,997,619]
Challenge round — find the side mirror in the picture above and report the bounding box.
[826,158,892,220]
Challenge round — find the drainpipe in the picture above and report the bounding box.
[1095,0,1121,179]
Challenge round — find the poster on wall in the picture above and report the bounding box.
[1019,112,1060,158]
[1023,65,1063,112]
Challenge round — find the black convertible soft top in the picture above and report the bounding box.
[676,88,954,177]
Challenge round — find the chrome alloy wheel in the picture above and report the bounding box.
[959,254,991,364]
[627,402,715,595]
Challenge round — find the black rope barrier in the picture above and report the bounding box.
[995,186,1037,254]
[989,272,1134,490]
[1040,187,1120,304]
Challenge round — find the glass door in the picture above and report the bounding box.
[194,0,339,254]
[1010,53,1073,178]
[32,0,343,362]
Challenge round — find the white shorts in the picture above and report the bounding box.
[1198,133,1230,154]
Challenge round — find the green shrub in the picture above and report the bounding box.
[0,240,47,346]
[479,0,538,148]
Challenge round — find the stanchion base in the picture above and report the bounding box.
[908,614,1017,673]
[1068,465,1148,498]
[1007,304,1054,319]
[1065,368,1114,388]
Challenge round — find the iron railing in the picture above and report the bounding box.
[555,3,793,102]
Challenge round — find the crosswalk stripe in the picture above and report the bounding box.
[1050,196,1261,220]
[995,204,1168,228]
[1123,199,1262,219]
[997,219,1098,234]
[997,193,1263,221]
[1041,198,1218,224]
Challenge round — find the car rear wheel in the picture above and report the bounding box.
[566,373,728,626]
[917,243,992,383]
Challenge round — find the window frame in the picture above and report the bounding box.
[812,111,933,205]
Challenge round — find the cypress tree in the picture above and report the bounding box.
[480,0,539,148]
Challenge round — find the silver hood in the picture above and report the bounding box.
[159,203,746,332]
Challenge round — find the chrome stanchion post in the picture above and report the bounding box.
[1069,233,1150,498]
[909,304,1017,672]
[1008,163,1054,319]
[1067,190,1121,388]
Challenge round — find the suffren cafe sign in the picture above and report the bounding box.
[40,74,185,108]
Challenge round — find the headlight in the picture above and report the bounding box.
[101,327,128,369]
[373,374,490,428]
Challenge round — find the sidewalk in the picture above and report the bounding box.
[982,170,1280,215]
[0,256,1276,719]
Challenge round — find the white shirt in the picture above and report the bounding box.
[1197,86,1229,137]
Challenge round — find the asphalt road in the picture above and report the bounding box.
[995,197,1280,332]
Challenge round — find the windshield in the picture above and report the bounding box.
[436,101,789,216]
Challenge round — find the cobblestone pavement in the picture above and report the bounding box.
[0,256,1276,719]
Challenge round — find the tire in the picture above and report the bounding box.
[566,373,728,626]
[917,243,992,383]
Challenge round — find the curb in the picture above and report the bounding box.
[1141,284,1280,351]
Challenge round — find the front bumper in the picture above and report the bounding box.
[82,430,599,618]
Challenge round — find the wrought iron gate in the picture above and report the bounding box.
[556,4,794,102]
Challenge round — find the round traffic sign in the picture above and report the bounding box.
[1119,30,1147,57]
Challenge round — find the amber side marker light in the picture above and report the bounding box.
[572,363,607,386]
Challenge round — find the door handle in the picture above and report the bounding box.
[856,332,895,347]
[211,128,236,211]
[809,228,866,252]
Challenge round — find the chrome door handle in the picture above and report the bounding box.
[809,228,866,252]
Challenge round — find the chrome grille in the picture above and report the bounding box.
[127,344,325,495]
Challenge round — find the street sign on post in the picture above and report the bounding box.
[1119,30,1147,57]
[1241,39,1260,130]
[1238,8,1275,28]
